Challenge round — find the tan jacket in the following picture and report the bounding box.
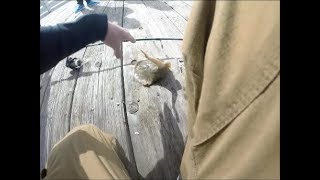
[180,1,280,179]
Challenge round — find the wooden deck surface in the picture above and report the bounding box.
[40,1,192,179]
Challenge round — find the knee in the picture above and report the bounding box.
[63,124,102,140]
[71,124,99,133]
[69,124,117,145]
[70,124,115,140]
[52,124,99,148]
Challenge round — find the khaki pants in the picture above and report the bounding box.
[44,124,130,179]
[44,1,280,179]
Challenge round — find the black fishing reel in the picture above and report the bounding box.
[66,57,83,70]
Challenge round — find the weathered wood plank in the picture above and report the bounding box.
[69,1,138,178]
[65,0,110,22]
[143,0,187,36]
[142,0,183,38]
[182,1,193,7]
[47,1,77,24]
[122,40,187,179]
[40,0,88,171]
[163,1,192,20]
[40,69,54,107]
[40,1,69,18]
[40,0,114,172]
[40,1,75,25]
[123,0,182,39]
[40,2,84,169]
[69,45,104,127]
[40,48,86,171]
[40,0,78,109]
[122,1,188,178]
[123,1,152,38]
[45,0,64,10]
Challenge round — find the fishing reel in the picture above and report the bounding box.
[66,57,83,70]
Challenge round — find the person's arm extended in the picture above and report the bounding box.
[40,14,108,74]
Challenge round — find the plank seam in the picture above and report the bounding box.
[156,2,187,35]
[163,1,188,21]
[40,66,56,109]
[67,48,87,132]
[120,0,139,178]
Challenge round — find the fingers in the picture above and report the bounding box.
[113,42,123,59]
[121,34,135,43]
[119,26,135,43]
[105,21,134,59]
[114,48,123,59]
[115,29,134,59]
[123,31,136,43]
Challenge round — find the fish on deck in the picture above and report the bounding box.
[134,50,171,86]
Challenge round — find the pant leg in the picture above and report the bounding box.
[44,124,130,179]
[77,0,84,5]
[180,1,280,179]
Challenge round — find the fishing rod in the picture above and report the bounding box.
[67,38,183,70]
[86,38,183,47]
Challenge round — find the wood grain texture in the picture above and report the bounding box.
[66,0,110,23]
[163,1,192,20]
[122,40,187,179]
[123,0,182,39]
[41,69,53,107]
[143,0,188,36]
[122,1,188,178]
[40,1,75,26]
[69,1,138,178]
[182,1,193,7]
[40,48,86,171]
[40,0,112,172]
[40,1,84,171]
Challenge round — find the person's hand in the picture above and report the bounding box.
[104,21,136,59]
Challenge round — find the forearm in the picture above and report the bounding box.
[40,14,108,74]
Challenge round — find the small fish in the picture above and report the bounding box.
[134,50,171,86]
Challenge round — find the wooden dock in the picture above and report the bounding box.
[40,1,192,179]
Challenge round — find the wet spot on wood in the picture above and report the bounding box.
[95,61,102,68]
[131,60,137,65]
[128,102,139,114]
